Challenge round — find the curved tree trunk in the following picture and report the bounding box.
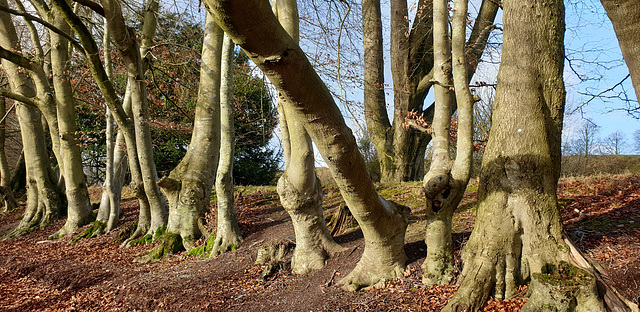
[273,0,343,274]
[210,34,243,256]
[444,1,634,310]
[151,13,224,259]
[207,0,410,290]
[0,96,17,212]
[600,0,640,103]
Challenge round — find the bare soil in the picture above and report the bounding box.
[0,174,638,311]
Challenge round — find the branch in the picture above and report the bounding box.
[0,5,83,51]
[572,74,631,113]
[0,46,35,70]
[72,0,104,17]
[0,88,39,108]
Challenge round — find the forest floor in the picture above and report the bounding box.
[0,174,639,311]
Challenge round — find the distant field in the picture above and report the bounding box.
[561,155,640,177]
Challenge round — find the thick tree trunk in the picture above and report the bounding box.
[273,0,343,274]
[210,34,242,256]
[152,13,224,259]
[207,0,410,290]
[443,1,633,310]
[601,0,640,103]
[49,8,92,239]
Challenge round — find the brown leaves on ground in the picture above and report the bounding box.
[0,174,638,311]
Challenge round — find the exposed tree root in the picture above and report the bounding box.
[210,228,242,257]
[134,231,183,263]
[255,240,294,279]
[70,221,105,244]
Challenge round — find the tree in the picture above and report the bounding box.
[210,33,242,256]
[444,0,632,310]
[601,0,640,107]
[603,130,626,155]
[635,129,640,153]
[207,0,410,289]
[421,0,474,286]
[572,118,600,156]
[0,96,17,212]
[363,0,499,183]
[273,0,343,274]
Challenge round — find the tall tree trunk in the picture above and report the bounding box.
[273,0,343,274]
[210,33,242,256]
[421,0,475,286]
[367,0,499,183]
[443,1,632,310]
[152,13,224,258]
[0,1,62,238]
[207,0,410,290]
[49,6,92,239]
[0,96,17,212]
[600,0,640,104]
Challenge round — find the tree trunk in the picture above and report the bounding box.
[207,0,410,290]
[210,34,243,256]
[0,96,17,212]
[273,0,343,274]
[49,7,92,239]
[0,2,62,238]
[152,13,224,259]
[367,0,499,183]
[601,0,640,103]
[421,0,475,286]
[442,1,627,310]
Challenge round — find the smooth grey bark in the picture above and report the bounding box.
[273,0,343,274]
[210,33,242,256]
[48,4,92,239]
[153,13,224,257]
[601,0,640,103]
[421,0,475,286]
[207,0,410,290]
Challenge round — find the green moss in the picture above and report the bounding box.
[230,244,238,251]
[204,235,216,252]
[557,198,575,209]
[154,225,167,241]
[70,221,106,244]
[152,232,184,259]
[114,222,137,243]
[186,246,205,257]
[534,262,592,287]
[131,234,153,246]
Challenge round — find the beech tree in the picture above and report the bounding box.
[444,0,634,310]
[273,0,343,274]
[363,0,499,183]
[207,0,411,289]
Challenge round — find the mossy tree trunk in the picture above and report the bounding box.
[601,0,640,103]
[421,0,475,286]
[443,1,630,310]
[207,0,410,290]
[364,0,499,183]
[272,0,343,274]
[210,34,243,256]
[154,13,224,257]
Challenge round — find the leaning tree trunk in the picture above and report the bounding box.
[210,33,243,256]
[207,0,410,290]
[151,13,224,259]
[601,0,640,103]
[444,0,635,310]
[49,8,92,239]
[273,0,343,274]
[0,4,62,238]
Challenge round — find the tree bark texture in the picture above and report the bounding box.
[601,0,640,103]
[207,0,410,290]
[273,0,343,274]
[157,13,223,254]
[0,96,17,212]
[211,34,243,256]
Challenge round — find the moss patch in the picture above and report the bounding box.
[70,221,106,244]
[534,261,592,288]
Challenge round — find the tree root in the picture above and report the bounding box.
[338,237,407,291]
[70,221,106,244]
[255,240,294,279]
[209,229,242,257]
[134,231,183,263]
